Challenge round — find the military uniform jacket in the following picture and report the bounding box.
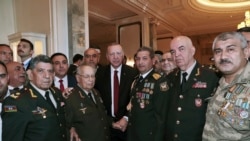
[203,62,250,140]
[165,62,219,141]
[65,86,110,141]
[127,70,169,141]
[2,83,67,141]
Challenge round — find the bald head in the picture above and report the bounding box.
[170,36,196,71]
[6,61,26,87]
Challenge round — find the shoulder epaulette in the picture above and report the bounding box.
[9,92,21,99]
[27,88,37,98]
[152,73,161,80]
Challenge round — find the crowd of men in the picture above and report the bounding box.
[0,26,249,141]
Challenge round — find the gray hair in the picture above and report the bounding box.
[212,31,248,50]
[29,54,52,70]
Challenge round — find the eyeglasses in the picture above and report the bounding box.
[77,73,95,79]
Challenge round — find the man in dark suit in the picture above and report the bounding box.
[125,47,169,141]
[165,36,219,141]
[83,48,101,69]
[95,43,137,141]
[51,53,77,91]
[2,55,67,141]
[17,38,34,70]
[67,54,83,76]
[65,64,110,141]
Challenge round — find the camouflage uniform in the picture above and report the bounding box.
[203,63,250,140]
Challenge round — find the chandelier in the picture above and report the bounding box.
[237,10,250,29]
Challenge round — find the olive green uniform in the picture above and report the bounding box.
[2,83,66,141]
[65,85,110,141]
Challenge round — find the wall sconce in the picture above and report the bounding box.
[126,57,135,67]
[8,32,47,62]
[237,10,250,29]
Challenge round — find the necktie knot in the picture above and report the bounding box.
[88,92,95,104]
[181,72,188,91]
[13,87,19,91]
[138,76,143,82]
[59,79,64,92]
[182,72,188,82]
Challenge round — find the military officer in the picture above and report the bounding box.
[125,46,169,141]
[65,64,110,141]
[165,36,219,141]
[203,32,250,140]
[2,55,67,141]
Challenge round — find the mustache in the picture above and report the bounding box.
[219,59,232,64]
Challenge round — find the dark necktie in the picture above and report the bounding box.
[114,70,119,116]
[135,76,143,87]
[13,87,19,91]
[45,91,55,109]
[88,92,95,104]
[181,72,188,91]
[59,79,65,92]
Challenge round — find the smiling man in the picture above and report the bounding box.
[203,32,250,140]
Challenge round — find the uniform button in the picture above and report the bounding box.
[176,120,180,125]
[174,134,178,138]
[104,127,107,129]
[57,113,59,116]
[101,118,103,120]
[62,134,65,137]
[179,95,183,99]
[60,124,62,127]
[177,107,182,111]
[149,132,152,135]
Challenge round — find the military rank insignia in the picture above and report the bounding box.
[32,106,47,119]
[10,92,21,99]
[160,82,169,91]
[153,73,161,80]
[80,107,87,114]
[4,105,17,112]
